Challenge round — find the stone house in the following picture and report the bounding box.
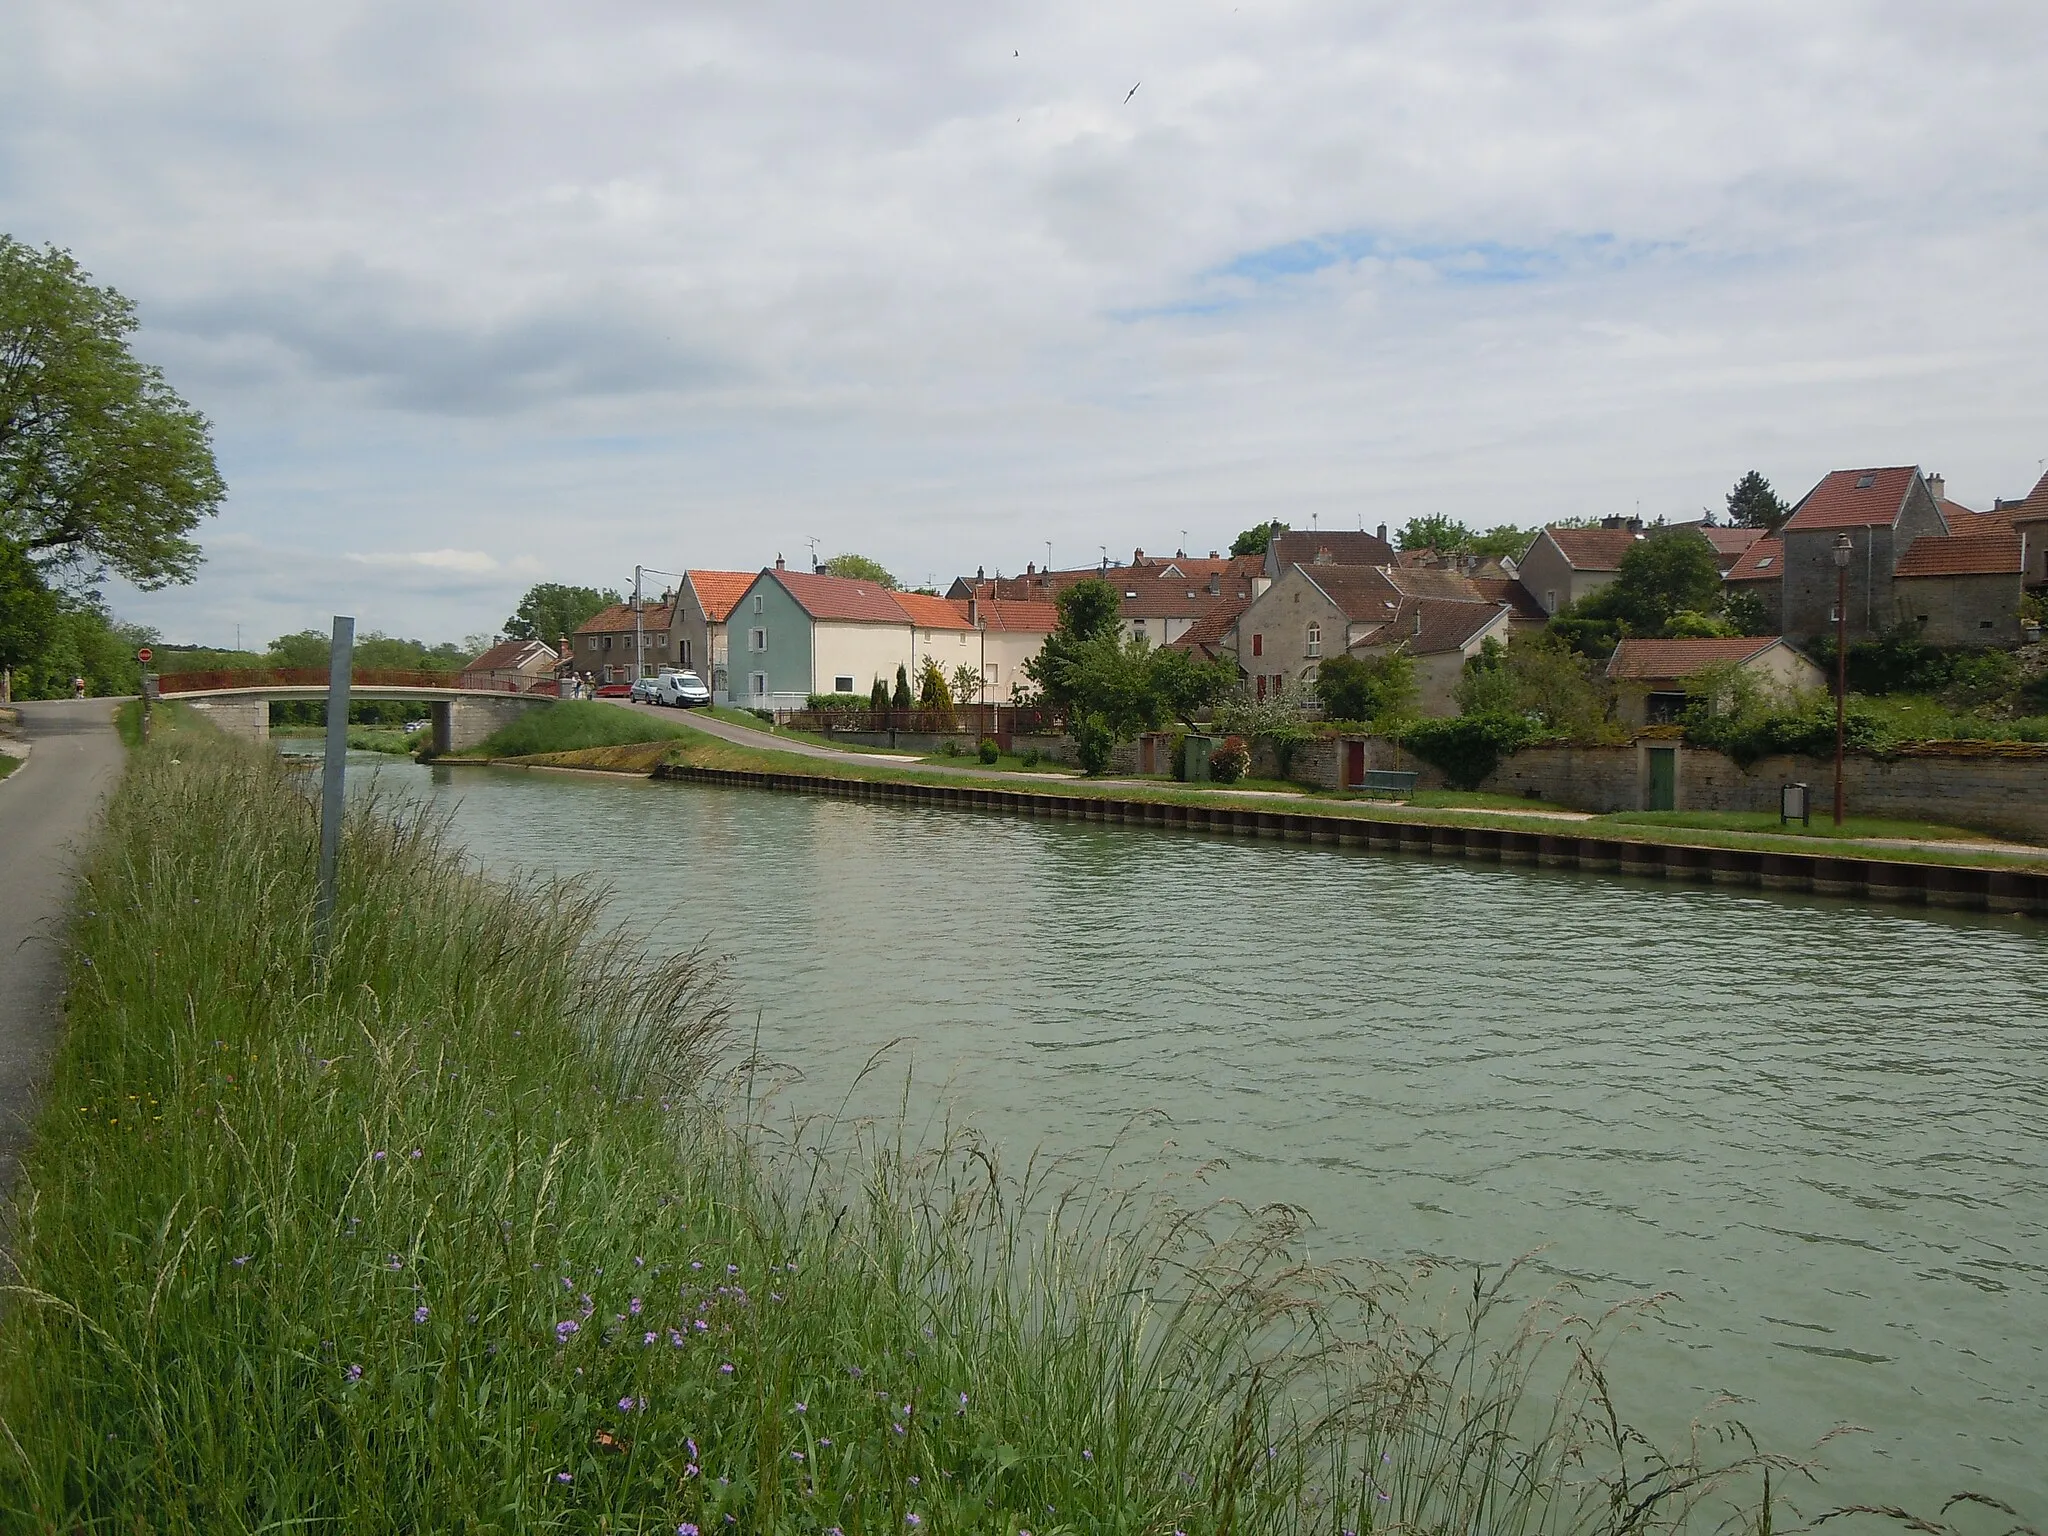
[570,599,677,683]
[1234,563,1413,700]
[1605,636,1826,726]
[1513,524,1644,616]
[1891,534,2025,646]
[1263,527,1397,584]
[1778,466,1947,643]
[1993,470,2048,590]
[1347,599,1515,715]
[666,570,753,703]
[1722,536,1785,632]
[459,637,558,692]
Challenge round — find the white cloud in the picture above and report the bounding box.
[6,0,2046,641]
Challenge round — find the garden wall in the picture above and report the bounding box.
[1281,735,2048,843]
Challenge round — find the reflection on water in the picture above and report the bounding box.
[326,750,2048,1513]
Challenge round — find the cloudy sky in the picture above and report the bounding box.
[4,0,2045,647]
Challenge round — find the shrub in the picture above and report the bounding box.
[977,736,1000,764]
[941,738,963,757]
[1399,712,1540,789]
[869,676,890,712]
[805,692,871,711]
[1315,651,1417,725]
[1072,713,1115,775]
[749,708,774,723]
[1209,735,1251,783]
[1684,698,1890,767]
[1019,747,1042,767]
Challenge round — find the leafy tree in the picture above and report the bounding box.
[1456,633,1615,741]
[1665,610,1739,638]
[1722,589,1772,637]
[1726,470,1786,529]
[917,657,953,711]
[1229,520,1287,558]
[266,630,332,670]
[1396,515,1471,554]
[5,587,149,698]
[1313,651,1416,724]
[891,664,911,710]
[0,537,57,674]
[504,583,620,645]
[950,661,983,705]
[1,237,225,588]
[1020,578,1124,708]
[1147,645,1235,724]
[824,554,897,588]
[1469,524,1534,562]
[1577,529,1723,636]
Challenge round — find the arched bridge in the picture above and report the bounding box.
[157,669,555,754]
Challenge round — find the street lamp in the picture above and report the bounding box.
[1832,532,1853,825]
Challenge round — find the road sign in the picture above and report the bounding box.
[136,647,153,664]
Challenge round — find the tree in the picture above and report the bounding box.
[869,675,890,712]
[824,554,897,588]
[1229,520,1287,558]
[950,661,983,705]
[1397,515,1471,554]
[1723,589,1771,637]
[1020,578,1124,708]
[891,664,911,710]
[1,238,225,588]
[0,537,57,674]
[1469,524,1534,562]
[1313,651,1417,724]
[504,583,620,645]
[1578,528,1723,636]
[1455,633,1614,740]
[1726,471,1786,530]
[917,657,953,711]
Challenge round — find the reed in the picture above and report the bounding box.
[0,721,1791,1532]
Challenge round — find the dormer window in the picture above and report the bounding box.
[1855,472,1875,489]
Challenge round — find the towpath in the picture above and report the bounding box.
[0,699,126,1199]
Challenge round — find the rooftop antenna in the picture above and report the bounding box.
[1311,511,1319,534]
[804,534,822,569]
[1099,543,1108,571]
[1045,540,1053,572]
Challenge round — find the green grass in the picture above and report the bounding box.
[1406,790,1577,813]
[703,704,775,732]
[0,753,18,782]
[0,715,1794,1531]
[469,699,689,758]
[1594,810,2008,844]
[1853,692,2048,744]
[920,747,1072,773]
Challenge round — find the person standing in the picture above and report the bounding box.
[70,676,85,699]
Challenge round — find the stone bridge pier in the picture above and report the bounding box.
[185,697,270,740]
[437,694,551,753]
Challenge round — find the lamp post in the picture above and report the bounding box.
[1832,532,1852,825]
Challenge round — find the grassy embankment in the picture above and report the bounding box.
[462,698,692,759]
[0,711,1794,1531]
[0,754,19,783]
[636,730,2048,870]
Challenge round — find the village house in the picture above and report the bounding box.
[459,637,558,692]
[1234,563,1411,699]
[1513,523,1644,616]
[1722,536,1785,632]
[1348,598,1515,715]
[667,570,753,703]
[570,599,676,683]
[1263,527,1397,585]
[1606,636,1826,726]
[953,594,1058,702]
[731,561,976,709]
[1891,534,2025,646]
[1777,466,1947,643]
[1991,469,2048,589]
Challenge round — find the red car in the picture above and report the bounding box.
[592,683,632,698]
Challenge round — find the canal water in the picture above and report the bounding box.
[324,751,2047,1516]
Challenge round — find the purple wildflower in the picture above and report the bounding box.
[372,1151,386,1162]
[555,1471,572,1484]
[555,1319,580,1342]
[231,1254,251,1266]
[618,1396,635,1412]
[679,1526,699,1536]
[819,1437,832,1447]
[793,1401,806,1412]
[409,1148,422,1159]
[907,1517,921,1528]
[345,1363,363,1383]
[413,1305,429,1324]
[683,1463,700,1479]
[719,1362,734,1375]
[629,1296,642,1315]
[386,1255,403,1271]
[643,1331,658,1346]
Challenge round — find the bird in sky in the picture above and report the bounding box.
[1124,82,1140,103]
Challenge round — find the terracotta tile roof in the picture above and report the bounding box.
[1268,528,1397,571]
[1725,536,1784,582]
[575,600,676,636]
[1296,564,1405,623]
[1781,466,1921,532]
[464,638,556,672]
[956,596,1059,633]
[767,568,915,624]
[1119,584,1257,620]
[1606,636,1781,681]
[892,590,976,631]
[1893,533,2024,578]
[1702,527,1764,558]
[1169,596,1250,650]
[1539,526,1642,570]
[685,570,756,623]
[1383,567,1488,601]
[1353,598,1510,655]
[1954,508,2014,536]
[1467,577,1548,621]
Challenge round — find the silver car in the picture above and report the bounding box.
[629,676,661,704]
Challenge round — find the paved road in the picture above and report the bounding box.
[0,699,127,1198]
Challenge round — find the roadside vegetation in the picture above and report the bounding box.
[0,714,1812,1531]
[1599,810,1999,844]
[0,753,18,782]
[461,698,689,759]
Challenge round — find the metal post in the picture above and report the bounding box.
[633,565,645,682]
[1833,558,1848,826]
[316,615,355,958]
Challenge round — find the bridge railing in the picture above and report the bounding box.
[156,668,464,695]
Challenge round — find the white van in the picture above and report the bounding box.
[657,671,712,708]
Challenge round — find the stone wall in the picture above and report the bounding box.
[441,695,551,753]
[1893,571,2023,648]
[186,697,270,740]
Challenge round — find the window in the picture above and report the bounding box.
[750,673,767,697]
[602,635,613,651]
[656,634,667,648]
[1981,619,1995,629]
[1829,604,1841,622]
[752,593,763,612]
[750,628,767,651]
[983,662,998,683]
[1256,675,1267,700]
[1755,557,1773,570]
[1306,623,1322,658]
[834,675,854,692]
[1544,589,1558,613]
[680,638,692,667]
[1252,632,1263,657]
[1855,472,1875,489]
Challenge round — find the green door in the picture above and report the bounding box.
[1647,747,1676,811]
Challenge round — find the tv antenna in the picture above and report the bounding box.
[804,534,822,569]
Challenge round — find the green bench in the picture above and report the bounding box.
[1357,769,1418,800]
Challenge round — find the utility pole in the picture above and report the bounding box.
[633,565,645,680]
[1832,533,1852,826]
[316,615,355,963]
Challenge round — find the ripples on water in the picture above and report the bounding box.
[345,754,2047,1513]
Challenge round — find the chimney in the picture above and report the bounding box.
[775,553,785,570]
[1376,524,1388,543]
[1209,549,1219,559]
[1927,472,1945,502]
[968,596,980,627]
[977,565,985,580]
[1132,548,1144,565]
[1207,573,1221,595]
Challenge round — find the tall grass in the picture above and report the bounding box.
[0,723,1794,1532]
[465,699,687,758]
